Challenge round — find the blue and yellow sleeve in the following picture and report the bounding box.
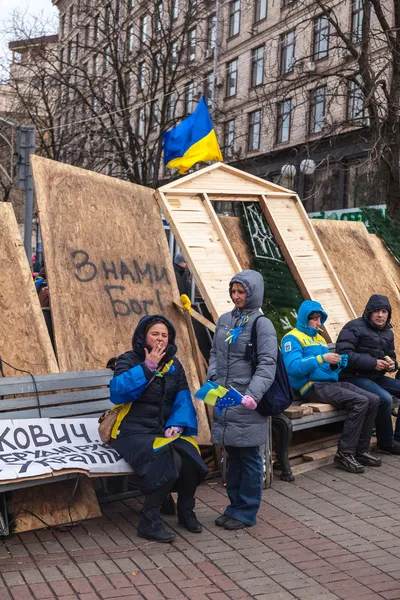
[281,335,323,376]
[109,364,150,405]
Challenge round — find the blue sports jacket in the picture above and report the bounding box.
[281,300,338,396]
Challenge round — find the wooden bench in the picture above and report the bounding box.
[0,369,139,535]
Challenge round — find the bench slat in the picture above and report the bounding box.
[0,370,112,396]
[40,400,111,418]
[0,388,110,413]
[292,411,347,432]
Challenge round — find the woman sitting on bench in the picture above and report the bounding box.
[109,315,208,543]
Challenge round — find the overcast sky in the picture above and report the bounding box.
[0,0,58,75]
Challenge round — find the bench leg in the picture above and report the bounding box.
[272,414,295,482]
[0,493,9,536]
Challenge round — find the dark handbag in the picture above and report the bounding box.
[249,315,293,416]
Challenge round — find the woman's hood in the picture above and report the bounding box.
[131,314,177,361]
[229,270,264,311]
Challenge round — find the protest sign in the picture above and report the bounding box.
[0,418,133,482]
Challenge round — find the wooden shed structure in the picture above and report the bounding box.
[156,163,356,342]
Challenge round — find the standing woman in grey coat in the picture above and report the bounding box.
[207,270,277,530]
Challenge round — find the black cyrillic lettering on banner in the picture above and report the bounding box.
[71,250,97,283]
[133,261,153,284]
[142,299,154,315]
[14,428,30,449]
[29,425,52,447]
[104,285,131,317]
[70,423,91,443]
[0,427,17,451]
[120,262,136,282]
[156,288,164,311]
[101,261,118,280]
[129,299,142,315]
[50,424,72,445]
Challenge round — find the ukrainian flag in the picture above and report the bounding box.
[163,96,223,175]
[194,381,229,406]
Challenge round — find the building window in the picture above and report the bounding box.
[128,25,134,52]
[313,16,329,60]
[280,30,295,74]
[84,24,90,48]
[352,0,364,44]
[254,0,267,22]
[172,0,179,20]
[93,15,99,42]
[204,71,214,107]
[103,46,111,73]
[309,86,326,134]
[150,100,159,130]
[93,53,99,75]
[207,14,216,51]
[348,75,368,123]
[282,0,296,6]
[67,40,73,65]
[226,58,238,97]
[104,5,111,31]
[229,0,241,38]
[60,14,66,39]
[276,98,292,143]
[137,107,145,137]
[138,62,145,90]
[223,119,235,157]
[69,6,74,30]
[251,46,264,87]
[156,1,163,32]
[185,81,195,114]
[188,28,196,62]
[170,41,178,72]
[248,110,261,151]
[128,0,135,10]
[124,71,131,98]
[140,15,148,43]
[75,34,79,61]
[167,92,176,121]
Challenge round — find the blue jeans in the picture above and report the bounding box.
[224,446,262,526]
[346,376,400,446]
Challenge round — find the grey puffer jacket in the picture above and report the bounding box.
[207,270,277,447]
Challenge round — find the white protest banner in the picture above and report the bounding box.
[0,418,133,481]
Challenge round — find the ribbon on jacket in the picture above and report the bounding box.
[225,315,249,344]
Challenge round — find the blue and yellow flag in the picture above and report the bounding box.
[195,381,243,415]
[163,96,223,175]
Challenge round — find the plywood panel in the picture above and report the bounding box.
[155,190,241,320]
[314,220,400,351]
[260,196,355,341]
[219,216,252,271]
[0,204,58,376]
[31,156,210,444]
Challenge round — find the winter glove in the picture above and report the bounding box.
[165,426,184,438]
[241,395,257,410]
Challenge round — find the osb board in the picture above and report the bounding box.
[219,216,252,270]
[8,475,101,533]
[260,196,356,341]
[31,156,210,444]
[155,191,241,320]
[0,204,58,376]
[314,220,400,351]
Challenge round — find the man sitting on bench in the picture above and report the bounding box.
[281,300,381,474]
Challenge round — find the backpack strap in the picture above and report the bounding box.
[249,314,268,372]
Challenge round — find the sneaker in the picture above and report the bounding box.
[215,514,231,527]
[355,452,382,467]
[178,510,202,533]
[377,442,400,455]
[224,517,248,530]
[334,451,365,474]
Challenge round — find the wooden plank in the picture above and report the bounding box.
[259,195,355,342]
[218,216,252,271]
[155,189,237,321]
[0,370,112,396]
[173,301,216,332]
[0,388,110,412]
[31,156,210,445]
[202,194,242,273]
[0,204,58,376]
[284,405,313,419]
[291,455,335,475]
[303,446,337,462]
[301,403,336,413]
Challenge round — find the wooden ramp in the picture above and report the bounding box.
[156,163,356,341]
[0,204,58,375]
[31,156,210,444]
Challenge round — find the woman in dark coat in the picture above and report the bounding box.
[110,314,208,543]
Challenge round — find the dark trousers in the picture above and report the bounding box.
[305,382,380,454]
[224,446,263,526]
[143,449,200,514]
[344,376,400,446]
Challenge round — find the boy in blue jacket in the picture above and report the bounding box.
[282,300,381,474]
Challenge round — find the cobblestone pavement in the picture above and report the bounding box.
[2,453,400,600]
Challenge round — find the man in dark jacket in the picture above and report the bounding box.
[173,253,191,297]
[336,294,400,454]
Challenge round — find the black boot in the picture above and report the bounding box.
[177,496,202,533]
[138,508,175,543]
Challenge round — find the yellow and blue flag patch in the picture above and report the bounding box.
[163,96,223,175]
